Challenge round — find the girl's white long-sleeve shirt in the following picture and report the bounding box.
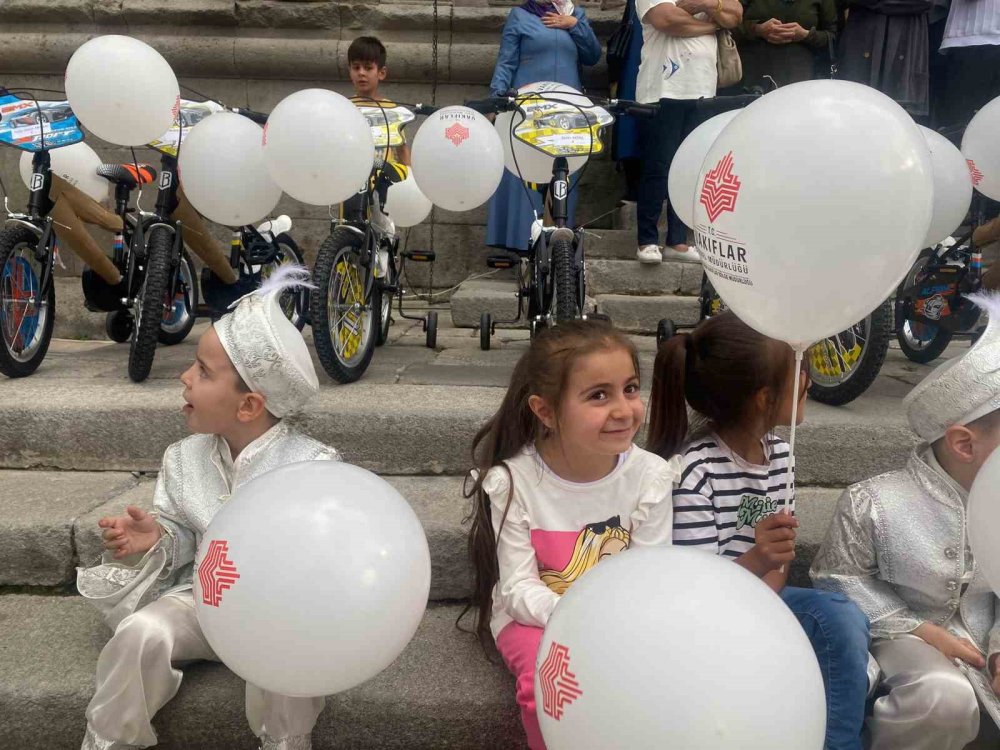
[482,445,682,638]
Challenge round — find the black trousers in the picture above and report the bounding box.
[938,44,1000,133]
[637,97,703,248]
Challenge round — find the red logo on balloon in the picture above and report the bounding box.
[700,151,742,223]
[262,122,268,146]
[538,641,583,721]
[172,95,181,124]
[199,539,240,607]
[968,159,984,187]
[445,123,470,146]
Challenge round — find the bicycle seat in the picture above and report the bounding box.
[96,163,157,190]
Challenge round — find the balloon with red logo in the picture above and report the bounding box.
[961,95,1000,202]
[692,80,933,350]
[193,460,431,697]
[410,106,504,212]
[536,547,826,748]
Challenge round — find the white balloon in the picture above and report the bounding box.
[178,112,281,227]
[692,80,933,349]
[968,447,1000,596]
[193,461,431,697]
[411,106,504,212]
[19,141,108,203]
[65,35,179,147]
[263,89,375,206]
[961,95,1000,202]
[385,174,432,228]
[496,82,589,184]
[668,110,741,229]
[919,126,974,249]
[536,547,826,749]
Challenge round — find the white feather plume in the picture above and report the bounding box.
[967,290,1000,321]
[256,263,317,297]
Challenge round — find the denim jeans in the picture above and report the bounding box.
[781,586,871,750]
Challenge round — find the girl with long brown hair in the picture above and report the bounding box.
[647,311,871,750]
[466,320,680,749]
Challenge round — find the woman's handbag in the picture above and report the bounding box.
[717,28,743,88]
[607,1,635,84]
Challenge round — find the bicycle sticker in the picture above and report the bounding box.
[147,99,225,157]
[512,93,613,158]
[29,173,44,192]
[0,87,85,152]
[159,171,173,190]
[553,180,568,200]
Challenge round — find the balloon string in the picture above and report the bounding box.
[779,348,803,577]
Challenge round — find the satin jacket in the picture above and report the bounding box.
[811,447,1000,656]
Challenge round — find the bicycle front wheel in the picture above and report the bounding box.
[128,226,173,382]
[551,231,579,323]
[310,228,378,383]
[0,226,54,378]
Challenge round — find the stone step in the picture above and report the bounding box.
[586,258,702,296]
[594,294,701,334]
[0,351,921,487]
[0,465,843,594]
[0,471,470,602]
[0,596,523,749]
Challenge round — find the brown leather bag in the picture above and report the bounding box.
[717,29,743,88]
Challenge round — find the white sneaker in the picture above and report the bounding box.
[662,245,701,264]
[637,245,663,264]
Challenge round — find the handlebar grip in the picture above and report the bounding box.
[623,103,659,119]
[233,108,268,125]
[412,104,440,117]
[464,97,515,115]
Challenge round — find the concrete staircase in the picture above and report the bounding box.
[0,317,980,748]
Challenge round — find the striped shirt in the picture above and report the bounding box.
[672,434,794,559]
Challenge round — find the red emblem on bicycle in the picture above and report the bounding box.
[199,539,241,607]
[445,123,470,146]
[968,159,984,187]
[700,151,742,223]
[538,641,583,721]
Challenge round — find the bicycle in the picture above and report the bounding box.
[894,123,991,363]
[466,88,659,350]
[653,90,892,406]
[310,98,438,384]
[94,99,307,374]
[0,86,89,377]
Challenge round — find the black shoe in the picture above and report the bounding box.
[201,268,256,314]
[81,269,127,312]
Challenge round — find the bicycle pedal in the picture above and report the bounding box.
[402,249,436,263]
[486,255,517,270]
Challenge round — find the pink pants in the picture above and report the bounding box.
[495,621,547,750]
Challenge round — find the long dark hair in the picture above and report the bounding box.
[647,311,793,460]
[463,320,639,646]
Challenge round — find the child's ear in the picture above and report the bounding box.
[528,394,556,432]
[942,424,977,464]
[238,392,270,423]
[378,66,388,82]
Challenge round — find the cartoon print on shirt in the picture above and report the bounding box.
[662,58,681,79]
[539,516,630,594]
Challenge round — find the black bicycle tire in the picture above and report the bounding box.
[158,249,198,346]
[128,227,173,382]
[552,234,578,323]
[375,261,394,347]
[105,310,133,343]
[480,312,492,351]
[808,299,892,406]
[0,226,55,378]
[311,228,377,383]
[274,233,307,331]
[895,249,955,364]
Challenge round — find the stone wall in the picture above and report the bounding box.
[0,0,625,298]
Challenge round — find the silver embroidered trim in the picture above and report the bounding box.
[81,725,138,750]
[260,734,312,750]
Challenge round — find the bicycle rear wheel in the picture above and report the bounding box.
[311,228,377,383]
[807,300,892,406]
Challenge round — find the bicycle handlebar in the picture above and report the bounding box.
[232,107,268,125]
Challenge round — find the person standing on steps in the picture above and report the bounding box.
[485,0,602,254]
[634,0,743,265]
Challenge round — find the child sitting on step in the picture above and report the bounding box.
[647,311,872,750]
[466,320,681,750]
[77,267,340,750]
[811,293,1000,750]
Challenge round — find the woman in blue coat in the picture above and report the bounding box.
[486,1,602,253]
